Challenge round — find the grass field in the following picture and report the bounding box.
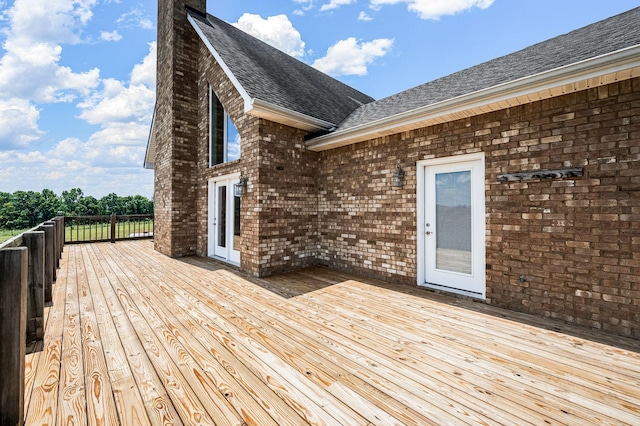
[0,228,30,244]
[0,221,153,244]
[65,220,154,242]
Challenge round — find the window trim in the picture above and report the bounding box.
[209,85,241,167]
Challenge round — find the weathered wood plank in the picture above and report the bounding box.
[23,241,640,426]
[57,245,87,425]
[105,245,301,426]
[75,245,120,425]
[24,247,68,425]
[79,244,152,426]
[23,231,45,342]
[111,242,336,426]
[43,221,57,281]
[0,248,28,426]
[37,224,55,303]
[149,267,433,425]
[85,244,183,426]
[124,243,466,425]
[91,244,219,426]
[23,342,42,420]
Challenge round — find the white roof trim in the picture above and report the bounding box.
[250,98,335,131]
[188,13,333,132]
[306,45,640,151]
[144,106,156,169]
[188,13,252,107]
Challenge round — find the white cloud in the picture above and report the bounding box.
[320,0,356,12]
[0,0,101,148]
[116,7,153,30]
[0,41,156,197]
[0,98,44,149]
[100,30,122,42]
[78,43,155,126]
[312,37,393,76]
[293,0,314,15]
[3,0,97,45]
[130,42,157,88]
[369,0,494,19]
[358,11,373,21]
[233,13,306,58]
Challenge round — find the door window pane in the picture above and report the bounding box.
[435,171,472,274]
[233,193,241,249]
[217,186,227,247]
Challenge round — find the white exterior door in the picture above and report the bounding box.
[417,154,486,298]
[208,175,241,265]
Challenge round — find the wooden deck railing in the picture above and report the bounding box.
[64,214,154,244]
[0,214,152,424]
[0,216,64,426]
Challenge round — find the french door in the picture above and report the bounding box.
[417,154,485,297]
[208,175,241,265]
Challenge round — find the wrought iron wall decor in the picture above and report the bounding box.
[497,168,583,182]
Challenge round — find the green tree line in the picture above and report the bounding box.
[0,188,154,230]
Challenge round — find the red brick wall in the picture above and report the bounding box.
[195,42,318,277]
[319,78,640,338]
[153,0,206,257]
[157,5,639,337]
[255,120,319,276]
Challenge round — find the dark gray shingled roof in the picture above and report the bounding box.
[335,6,640,132]
[188,10,374,127]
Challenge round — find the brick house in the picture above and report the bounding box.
[146,0,640,338]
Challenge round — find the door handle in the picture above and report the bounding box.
[426,231,433,235]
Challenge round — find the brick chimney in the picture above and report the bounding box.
[153,0,206,257]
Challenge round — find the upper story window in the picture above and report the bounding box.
[209,86,241,167]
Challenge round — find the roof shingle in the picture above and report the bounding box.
[336,6,640,131]
[189,11,374,127]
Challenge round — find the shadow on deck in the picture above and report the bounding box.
[24,240,640,425]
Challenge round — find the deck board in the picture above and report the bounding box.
[25,240,640,425]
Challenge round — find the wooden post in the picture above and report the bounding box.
[57,216,64,252]
[38,224,54,303]
[110,213,116,243]
[43,221,57,281]
[0,248,27,426]
[52,218,60,263]
[23,231,45,342]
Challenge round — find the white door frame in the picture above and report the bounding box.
[208,173,241,265]
[416,153,486,298]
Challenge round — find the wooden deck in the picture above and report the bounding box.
[24,240,640,425]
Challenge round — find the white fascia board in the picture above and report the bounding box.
[250,98,335,131]
[306,45,640,151]
[188,13,333,132]
[188,13,253,108]
[144,106,156,170]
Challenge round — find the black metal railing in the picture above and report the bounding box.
[64,214,154,244]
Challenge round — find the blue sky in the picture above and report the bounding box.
[0,0,638,198]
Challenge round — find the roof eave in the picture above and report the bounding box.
[306,45,640,152]
[189,13,334,133]
[248,98,335,131]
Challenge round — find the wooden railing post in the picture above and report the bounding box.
[53,217,63,262]
[58,216,64,251]
[43,221,57,282]
[0,248,27,426]
[37,224,55,303]
[50,218,62,268]
[23,231,45,342]
[110,213,116,244]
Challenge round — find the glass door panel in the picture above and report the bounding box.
[208,176,241,265]
[435,171,472,274]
